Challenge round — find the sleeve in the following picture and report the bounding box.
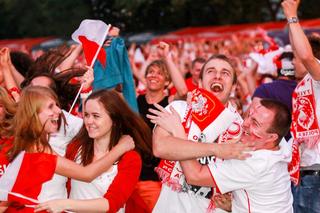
[207,155,265,194]
[104,150,142,213]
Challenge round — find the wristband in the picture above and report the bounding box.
[81,86,92,93]
[7,87,20,94]
[80,90,92,99]
[287,17,299,24]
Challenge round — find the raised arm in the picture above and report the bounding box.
[0,48,20,102]
[158,42,188,99]
[282,0,320,80]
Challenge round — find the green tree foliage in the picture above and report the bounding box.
[0,0,319,38]
[0,0,92,39]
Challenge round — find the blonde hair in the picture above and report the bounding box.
[0,86,17,138]
[10,86,60,161]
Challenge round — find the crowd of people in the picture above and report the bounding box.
[0,0,319,212]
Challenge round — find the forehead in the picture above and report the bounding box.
[85,99,105,112]
[204,58,233,72]
[147,64,163,73]
[248,104,275,126]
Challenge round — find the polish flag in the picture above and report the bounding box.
[72,19,111,67]
[0,151,56,207]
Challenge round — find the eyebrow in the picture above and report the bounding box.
[252,117,261,127]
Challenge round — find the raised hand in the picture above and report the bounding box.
[281,0,300,19]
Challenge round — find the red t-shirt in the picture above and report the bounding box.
[0,137,13,178]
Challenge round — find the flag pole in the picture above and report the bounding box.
[68,24,112,114]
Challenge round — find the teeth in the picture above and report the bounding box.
[210,83,223,92]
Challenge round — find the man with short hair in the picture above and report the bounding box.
[152,99,293,212]
[149,54,246,213]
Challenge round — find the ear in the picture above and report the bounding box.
[267,133,279,144]
[165,80,170,87]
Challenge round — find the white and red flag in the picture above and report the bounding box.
[0,151,56,208]
[71,19,111,67]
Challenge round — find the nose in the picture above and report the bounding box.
[213,70,221,79]
[54,105,61,114]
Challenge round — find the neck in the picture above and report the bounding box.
[94,135,111,155]
[145,90,165,104]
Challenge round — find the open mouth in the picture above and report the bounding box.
[210,83,223,93]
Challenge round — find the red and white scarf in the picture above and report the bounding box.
[289,74,320,185]
[155,88,239,194]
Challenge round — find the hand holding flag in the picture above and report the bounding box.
[69,19,111,114]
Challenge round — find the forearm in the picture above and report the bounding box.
[153,133,219,160]
[164,56,188,98]
[9,64,25,87]
[58,45,82,71]
[64,198,109,213]
[56,146,124,182]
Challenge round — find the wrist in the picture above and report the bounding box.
[287,16,299,24]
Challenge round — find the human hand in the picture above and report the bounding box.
[214,142,254,160]
[212,193,232,212]
[281,0,300,19]
[157,41,170,59]
[147,103,185,137]
[34,199,69,213]
[0,48,10,70]
[116,135,135,153]
[81,66,94,90]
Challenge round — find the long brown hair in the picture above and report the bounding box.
[68,89,153,166]
[0,86,17,138]
[9,86,61,161]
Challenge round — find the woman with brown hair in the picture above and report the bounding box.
[35,89,153,213]
[0,86,134,212]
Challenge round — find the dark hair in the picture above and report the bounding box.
[21,45,86,111]
[200,54,237,85]
[10,51,34,77]
[260,99,291,144]
[191,57,206,69]
[67,89,153,166]
[308,34,320,60]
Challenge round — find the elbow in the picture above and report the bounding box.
[80,174,95,182]
[152,140,164,158]
[176,89,188,100]
[299,53,314,64]
[184,173,200,186]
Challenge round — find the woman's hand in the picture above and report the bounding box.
[81,66,94,90]
[34,199,69,213]
[116,135,135,153]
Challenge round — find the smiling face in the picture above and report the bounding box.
[38,97,61,134]
[145,63,169,92]
[241,100,277,149]
[200,58,235,105]
[84,98,113,141]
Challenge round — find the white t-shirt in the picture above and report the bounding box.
[300,77,320,167]
[69,155,125,213]
[208,139,293,213]
[153,100,240,213]
[38,110,83,201]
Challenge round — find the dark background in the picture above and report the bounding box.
[0,0,319,39]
